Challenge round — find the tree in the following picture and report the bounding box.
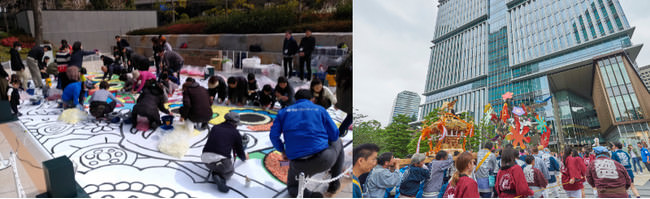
[382,114,415,158]
[0,0,18,32]
[352,119,383,148]
[31,0,42,45]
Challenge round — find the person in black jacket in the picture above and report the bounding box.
[298,29,316,81]
[336,54,352,137]
[10,42,28,89]
[274,76,295,109]
[7,80,21,116]
[226,76,248,106]
[0,53,8,100]
[131,79,170,130]
[180,77,213,131]
[26,45,51,89]
[100,55,124,80]
[247,73,259,103]
[254,84,275,109]
[201,112,248,193]
[283,30,298,78]
[208,75,227,104]
[115,35,132,71]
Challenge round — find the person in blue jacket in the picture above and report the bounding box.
[611,142,640,198]
[540,147,561,198]
[638,142,650,173]
[61,81,84,109]
[270,89,342,198]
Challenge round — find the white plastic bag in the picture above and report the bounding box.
[58,108,88,124]
[158,121,193,158]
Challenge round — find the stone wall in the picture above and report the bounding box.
[123,33,352,67]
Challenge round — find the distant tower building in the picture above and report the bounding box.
[639,65,650,92]
[390,91,421,123]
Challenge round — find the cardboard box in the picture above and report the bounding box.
[211,58,223,71]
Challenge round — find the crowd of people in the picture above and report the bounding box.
[353,141,650,198]
[1,32,354,197]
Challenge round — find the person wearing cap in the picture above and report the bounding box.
[10,41,28,89]
[26,45,51,89]
[586,146,631,198]
[399,153,430,198]
[202,112,248,193]
[179,77,213,131]
[269,89,343,197]
[611,142,640,198]
[540,147,561,198]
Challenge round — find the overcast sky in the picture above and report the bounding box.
[354,0,650,127]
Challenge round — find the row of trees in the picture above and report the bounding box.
[353,108,497,159]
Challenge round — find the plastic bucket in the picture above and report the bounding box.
[27,88,35,95]
[161,115,174,129]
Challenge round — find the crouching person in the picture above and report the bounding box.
[89,81,124,119]
[201,112,248,193]
[270,89,343,197]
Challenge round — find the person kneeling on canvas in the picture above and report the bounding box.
[201,112,248,193]
[179,77,213,131]
[131,79,170,130]
[61,81,85,109]
[89,81,124,119]
[270,89,343,197]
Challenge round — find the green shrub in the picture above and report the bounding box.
[334,0,352,20]
[204,7,298,34]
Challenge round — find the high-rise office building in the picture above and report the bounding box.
[390,91,421,124]
[422,0,650,148]
[639,65,650,92]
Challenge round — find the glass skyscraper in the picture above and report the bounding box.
[422,0,650,148]
[390,91,421,124]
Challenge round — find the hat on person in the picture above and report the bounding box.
[593,146,609,155]
[224,112,240,125]
[411,153,426,164]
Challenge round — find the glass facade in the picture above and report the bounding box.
[391,91,421,123]
[597,55,645,122]
[423,0,640,146]
[555,90,601,145]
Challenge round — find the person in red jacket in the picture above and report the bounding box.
[442,151,480,198]
[561,147,587,198]
[496,148,534,198]
[523,156,548,198]
[586,146,631,198]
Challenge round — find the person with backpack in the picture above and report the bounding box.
[422,150,453,198]
[611,142,640,198]
[474,142,497,198]
[541,147,561,198]
[442,151,480,198]
[496,148,534,198]
[398,153,430,198]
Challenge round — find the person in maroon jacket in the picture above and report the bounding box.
[561,147,587,198]
[586,146,631,198]
[442,151,480,198]
[523,156,548,198]
[496,148,534,198]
